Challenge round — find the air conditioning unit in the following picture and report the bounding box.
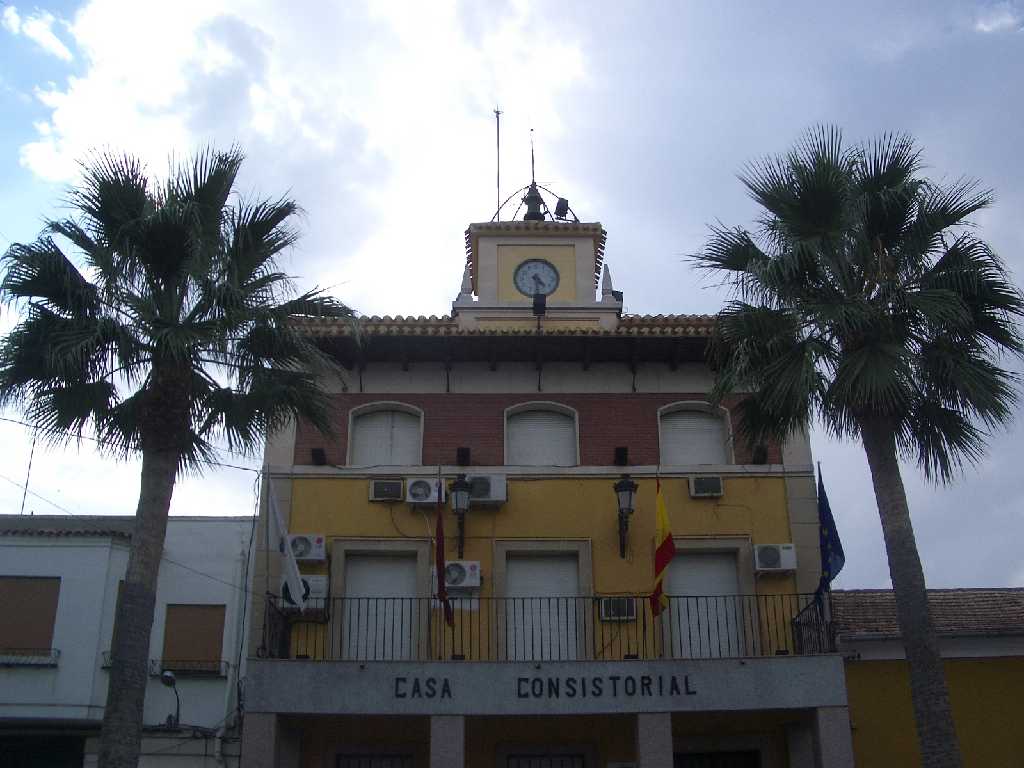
[369,478,404,502]
[688,475,724,498]
[405,478,445,504]
[754,544,798,573]
[442,560,481,589]
[280,575,329,606]
[287,534,326,562]
[599,596,637,622]
[466,474,507,505]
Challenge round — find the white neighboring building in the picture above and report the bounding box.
[0,515,252,767]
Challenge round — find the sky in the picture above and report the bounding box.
[1,0,1022,590]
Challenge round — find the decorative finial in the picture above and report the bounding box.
[601,264,614,296]
[454,262,474,306]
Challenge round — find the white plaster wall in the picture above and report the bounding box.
[352,361,716,395]
[0,536,124,721]
[142,518,251,729]
[0,517,252,732]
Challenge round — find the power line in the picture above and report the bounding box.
[0,470,255,595]
[0,415,261,473]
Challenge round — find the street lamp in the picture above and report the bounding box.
[160,669,180,729]
[449,474,472,558]
[614,475,638,558]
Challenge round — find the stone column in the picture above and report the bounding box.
[636,712,673,768]
[814,706,855,768]
[785,717,816,768]
[241,712,301,768]
[430,715,465,768]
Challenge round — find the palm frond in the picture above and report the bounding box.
[2,239,100,316]
[903,398,987,482]
[698,128,1023,483]
[70,151,150,252]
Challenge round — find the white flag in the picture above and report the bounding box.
[268,479,306,612]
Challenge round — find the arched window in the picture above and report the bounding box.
[505,403,578,466]
[348,404,422,466]
[659,403,731,465]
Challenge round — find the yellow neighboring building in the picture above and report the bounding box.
[241,193,856,767]
[834,588,1024,767]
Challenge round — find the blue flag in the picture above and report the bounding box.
[817,467,845,594]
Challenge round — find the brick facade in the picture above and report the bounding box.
[292,393,781,467]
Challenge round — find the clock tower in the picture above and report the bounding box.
[453,191,623,331]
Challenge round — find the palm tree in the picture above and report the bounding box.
[693,128,1022,767]
[0,148,353,767]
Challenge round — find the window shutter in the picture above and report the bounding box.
[660,410,728,464]
[162,604,226,673]
[507,410,576,466]
[0,577,60,652]
[350,410,421,466]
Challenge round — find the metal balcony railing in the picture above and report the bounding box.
[0,648,60,667]
[260,593,833,662]
[148,658,230,677]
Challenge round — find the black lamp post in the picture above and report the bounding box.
[449,474,472,558]
[160,669,180,729]
[614,475,638,558]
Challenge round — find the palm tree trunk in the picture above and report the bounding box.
[860,418,962,767]
[98,447,179,767]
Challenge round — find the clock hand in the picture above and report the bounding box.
[532,274,544,291]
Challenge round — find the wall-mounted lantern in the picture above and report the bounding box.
[449,474,472,558]
[614,474,638,558]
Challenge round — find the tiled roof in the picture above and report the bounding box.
[832,589,1024,639]
[293,313,715,338]
[0,514,134,539]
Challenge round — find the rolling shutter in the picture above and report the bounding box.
[162,604,226,673]
[350,410,421,466]
[506,410,576,466]
[505,555,580,660]
[660,410,728,465]
[0,576,60,652]
[342,555,419,660]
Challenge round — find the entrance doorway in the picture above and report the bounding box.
[674,752,760,768]
[504,554,581,660]
[664,552,749,658]
[337,756,414,768]
[506,755,586,768]
[341,554,418,660]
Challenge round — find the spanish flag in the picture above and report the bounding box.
[650,479,676,617]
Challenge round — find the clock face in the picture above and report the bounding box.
[514,259,560,297]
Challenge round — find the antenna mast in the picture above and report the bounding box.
[494,106,502,219]
[530,128,536,183]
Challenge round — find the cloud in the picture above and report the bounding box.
[974,2,1022,32]
[3,7,75,61]
[5,0,1024,590]
[3,6,21,34]
[16,0,586,317]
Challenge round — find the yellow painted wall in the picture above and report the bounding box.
[845,657,1024,767]
[288,475,795,596]
[284,475,798,661]
[497,244,577,303]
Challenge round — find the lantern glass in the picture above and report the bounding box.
[449,475,471,514]
[614,476,638,516]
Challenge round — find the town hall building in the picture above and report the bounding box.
[240,184,856,768]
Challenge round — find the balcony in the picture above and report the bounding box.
[148,658,230,677]
[0,648,60,667]
[260,593,833,662]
